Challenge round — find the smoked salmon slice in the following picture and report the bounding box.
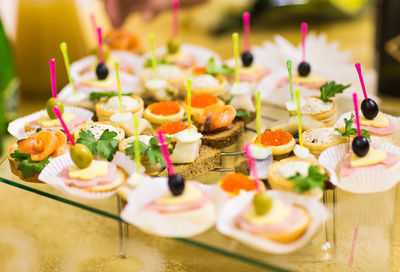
[195,104,236,131]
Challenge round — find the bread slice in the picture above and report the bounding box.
[8,146,43,183]
[159,145,221,179]
[200,121,244,149]
[255,205,311,243]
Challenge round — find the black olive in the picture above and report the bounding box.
[168,174,185,196]
[241,51,253,67]
[96,62,109,80]
[352,136,370,157]
[361,98,379,120]
[298,61,311,77]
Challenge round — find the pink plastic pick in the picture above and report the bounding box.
[90,14,97,41]
[157,130,175,176]
[243,143,262,193]
[49,59,57,98]
[301,22,307,62]
[97,27,104,63]
[53,107,76,145]
[355,63,368,100]
[353,93,361,137]
[172,0,179,38]
[243,12,250,52]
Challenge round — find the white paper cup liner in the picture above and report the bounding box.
[70,50,144,82]
[38,151,132,200]
[334,111,400,145]
[216,190,328,254]
[144,43,222,67]
[7,106,94,139]
[318,139,400,194]
[121,179,226,238]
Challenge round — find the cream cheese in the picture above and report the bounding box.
[192,74,219,89]
[84,124,119,140]
[301,97,333,114]
[151,65,183,80]
[279,161,311,178]
[101,96,139,111]
[304,127,343,144]
[230,82,255,112]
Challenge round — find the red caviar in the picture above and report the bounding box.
[253,130,293,146]
[220,173,257,195]
[155,120,188,135]
[148,101,181,116]
[185,94,219,109]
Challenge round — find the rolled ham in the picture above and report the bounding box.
[175,53,196,68]
[60,162,117,188]
[340,151,399,177]
[355,118,396,136]
[26,116,84,132]
[145,181,209,213]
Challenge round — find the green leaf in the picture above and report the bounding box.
[334,113,370,140]
[288,165,327,193]
[10,150,49,178]
[89,91,133,102]
[236,110,252,117]
[96,129,119,161]
[76,130,97,154]
[125,140,149,157]
[319,81,351,102]
[205,57,234,76]
[144,58,170,68]
[35,127,43,133]
[144,136,173,166]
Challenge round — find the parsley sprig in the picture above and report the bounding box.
[125,136,172,167]
[288,165,327,193]
[76,129,119,161]
[319,81,351,102]
[144,58,170,68]
[236,109,253,117]
[205,58,234,76]
[89,91,133,102]
[10,150,49,178]
[334,113,371,139]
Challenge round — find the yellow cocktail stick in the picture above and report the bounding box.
[149,33,158,80]
[133,115,141,177]
[60,42,76,96]
[186,79,192,134]
[256,90,261,149]
[114,60,123,115]
[295,89,303,148]
[232,32,240,87]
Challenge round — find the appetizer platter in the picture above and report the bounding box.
[1,4,399,271]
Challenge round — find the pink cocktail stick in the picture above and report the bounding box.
[157,130,175,176]
[97,27,104,63]
[90,14,97,41]
[49,59,57,98]
[353,93,361,137]
[53,107,76,145]
[172,0,179,38]
[301,22,307,62]
[355,63,368,100]
[243,143,262,193]
[243,12,250,52]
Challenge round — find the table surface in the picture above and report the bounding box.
[3,4,400,272]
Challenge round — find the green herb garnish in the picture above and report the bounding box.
[10,150,49,178]
[89,91,133,102]
[125,136,172,167]
[144,58,170,68]
[319,81,351,102]
[334,113,371,139]
[236,110,252,117]
[205,58,234,76]
[76,129,119,161]
[35,127,43,132]
[288,165,327,193]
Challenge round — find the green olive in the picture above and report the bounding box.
[167,38,181,54]
[253,193,272,216]
[70,143,93,169]
[46,98,64,119]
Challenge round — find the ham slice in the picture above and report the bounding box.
[235,203,305,234]
[27,116,84,132]
[145,181,209,213]
[356,118,396,136]
[340,151,399,177]
[175,54,196,68]
[60,162,117,188]
[240,68,270,82]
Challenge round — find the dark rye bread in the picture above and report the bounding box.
[8,146,43,183]
[159,145,221,179]
[201,121,244,149]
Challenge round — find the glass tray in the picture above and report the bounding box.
[1,99,399,271]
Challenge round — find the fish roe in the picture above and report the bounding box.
[254,130,293,146]
[148,101,181,116]
[156,120,188,135]
[185,94,219,108]
[220,173,257,195]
